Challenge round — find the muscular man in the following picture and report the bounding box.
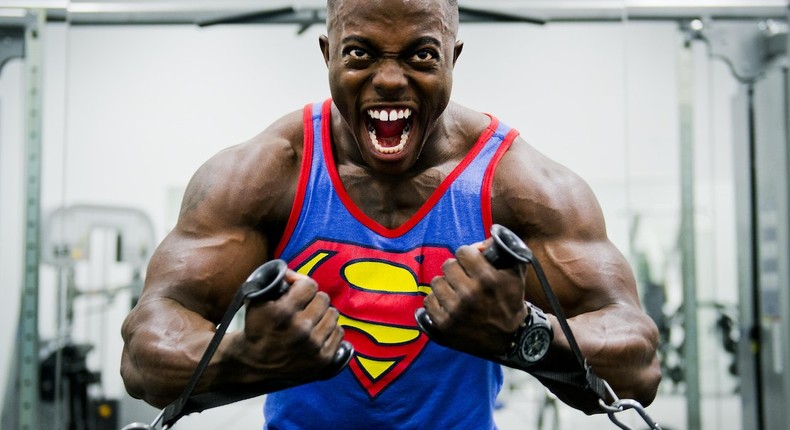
[120,0,661,427]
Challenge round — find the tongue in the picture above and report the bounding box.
[373,118,408,138]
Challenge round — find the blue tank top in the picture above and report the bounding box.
[265,100,519,429]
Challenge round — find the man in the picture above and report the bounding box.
[120,0,661,428]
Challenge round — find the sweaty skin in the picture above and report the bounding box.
[121,0,660,414]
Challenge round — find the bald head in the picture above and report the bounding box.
[327,0,457,7]
[326,0,459,37]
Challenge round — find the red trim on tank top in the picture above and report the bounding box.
[322,99,500,238]
[481,128,520,236]
[274,104,315,258]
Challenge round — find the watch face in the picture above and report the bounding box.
[519,327,552,363]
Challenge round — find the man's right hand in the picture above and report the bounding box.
[227,269,347,385]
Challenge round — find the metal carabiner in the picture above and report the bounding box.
[119,408,165,430]
[599,398,662,430]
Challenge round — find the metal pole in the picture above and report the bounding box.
[677,40,702,430]
[18,8,44,430]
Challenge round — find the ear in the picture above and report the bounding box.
[452,40,464,67]
[319,35,331,67]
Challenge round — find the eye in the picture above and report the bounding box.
[342,47,375,68]
[410,49,438,63]
[344,47,371,60]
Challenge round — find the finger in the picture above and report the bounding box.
[284,268,310,283]
[286,298,336,358]
[296,291,332,327]
[454,244,492,276]
[441,258,473,289]
[280,276,319,311]
[425,277,452,327]
[469,237,493,252]
[320,322,346,370]
[455,243,523,288]
[314,306,342,347]
[442,251,487,298]
[429,274,459,312]
[313,307,346,362]
[423,293,450,328]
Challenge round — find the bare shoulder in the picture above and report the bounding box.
[444,104,604,241]
[491,136,606,240]
[178,108,306,234]
[447,102,494,150]
[141,108,306,314]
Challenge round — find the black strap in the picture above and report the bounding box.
[526,255,614,404]
[505,232,661,428]
[157,259,353,428]
[160,273,276,428]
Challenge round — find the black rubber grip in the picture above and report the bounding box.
[243,259,354,375]
[415,224,532,337]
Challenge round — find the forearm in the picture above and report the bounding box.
[120,301,274,408]
[121,279,345,408]
[539,304,661,411]
[121,301,223,407]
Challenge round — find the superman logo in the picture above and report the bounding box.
[290,240,453,398]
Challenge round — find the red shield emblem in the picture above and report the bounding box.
[290,240,453,398]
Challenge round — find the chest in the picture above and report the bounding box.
[338,164,451,229]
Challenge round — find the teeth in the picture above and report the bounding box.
[368,122,411,154]
[368,108,412,122]
[365,108,413,154]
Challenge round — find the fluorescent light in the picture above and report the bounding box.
[0,1,67,8]
[0,8,28,18]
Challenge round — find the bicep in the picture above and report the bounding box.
[141,224,269,323]
[138,146,279,321]
[496,148,640,315]
[121,221,268,401]
[528,236,639,317]
[523,199,650,364]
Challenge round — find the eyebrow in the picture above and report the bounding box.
[340,35,443,50]
[407,36,443,49]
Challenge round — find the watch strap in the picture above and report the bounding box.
[500,302,551,363]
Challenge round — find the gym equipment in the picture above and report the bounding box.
[120,259,354,430]
[3,204,157,429]
[415,224,662,430]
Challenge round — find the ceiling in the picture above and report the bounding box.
[0,0,787,25]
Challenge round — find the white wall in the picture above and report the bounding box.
[0,18,744,430]
[0,56,25,414]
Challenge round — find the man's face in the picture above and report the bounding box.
[321,0,462,175]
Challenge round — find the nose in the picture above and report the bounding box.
[372,58,407,97]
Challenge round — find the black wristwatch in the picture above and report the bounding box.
[500,302,553,367]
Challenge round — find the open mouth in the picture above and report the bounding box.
[366,108,413,155]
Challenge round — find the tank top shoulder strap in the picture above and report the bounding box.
[273,100,327,257]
